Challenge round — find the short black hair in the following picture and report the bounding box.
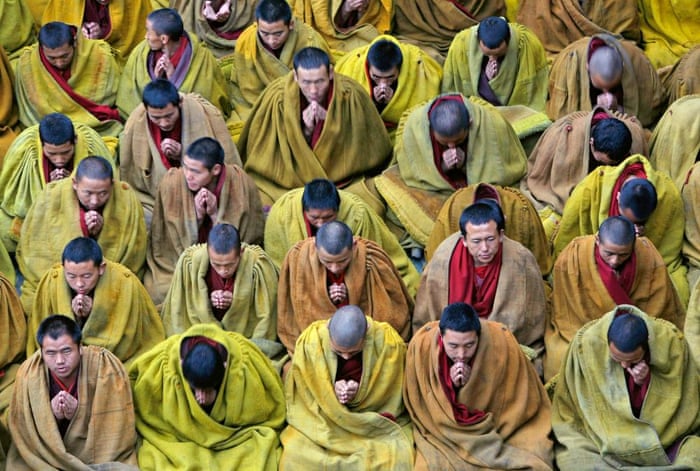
[62,237,103,266]
[618,178,657,222]
[429,96,470,137]
[255,0,292,24]
[316,220,353,255]
[477,16,510,49]
[302,179,341,212]
[293,47,331,72]
[598,216,636,247]
[439,302,481,336]
[207,223,241,254]
[37,314,82,347]
[182,342,226,389]
[459,200,505,235]
[591,118,632,163]
[185,137,225,169]
[39,113,75,146]
[75,156,114,182]
[607,310,649,353]
[38,22,75,49]
[367,39,403,72]
[147,8,184,41]
[143,79,180,109]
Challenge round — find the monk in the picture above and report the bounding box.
[161,223,280,346]
[119,79,241,223]
[546,34,667,128]
[662,45,700,103]
[41,0,151,63]
[265,179,420,296]
[0,46,20,166]
[405,302,553,470]
[552,306,700,468]
[0,0,35,54]
[17,156,147,314]
[547,216,685,380]
[29,237,165,366]
[225,0,330,132]
[681,161,700,290]
[13,21,123,138]
[0,113,113,253]
[278,220,413,354]
[129,323,286,469]
[146,137,263,305]
[415,201,547,367]
[553,155,689,306]
[238,46,392,207]
[281,305,414,469]
[374,94,527,250]
[637,0,700,69]
[442,17,548,112]
[7,315,138,469]
[117,8,230,119]
[335,35,443,142]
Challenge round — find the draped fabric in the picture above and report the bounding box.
[637,0,700,69]
[0,0,36,54]
[0,273,25,453]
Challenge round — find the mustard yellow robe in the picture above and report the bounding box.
[663,47,700,103]
[0,46,20,167]
[681,162,700,289]
[0,0,35,54]
[638,0,700,69]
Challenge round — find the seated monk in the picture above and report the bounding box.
[7,315,138,469]
[425,182,551,276]
[161,223,280,346]
[638,0,700,69]
[265,179,420,296]
[17,156,147,314]
[129,324,286,469]
[0,113,114,253]
[546,34,667,128]
[117,8,230,119]
[278,220,413,354]
[0,273,26,456]
[552,306,700,468]
[225,0,330,133]
[238,46,392,208]
[281,305,414,468]
[374,94,527,251]
[405,303,553,469]
[553,155,689,305]
[415,201,547,367]
[28,237,165,366]
[0,0,35,55]
[546,216,685,380]
[335,35,443,143]
[14,21,123,139]
[41,0,151,64]
[662,45,700,103]
[0,46,20,166]
[120,79,241,224]
[681,162,700,289]
[442,17,548,112]
[146,137,263,305]
[0,242,14,289]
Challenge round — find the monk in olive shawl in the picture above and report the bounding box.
[0,0,35,54]
[129,324,286,470]
[685,270,700,369]
[0,46,20,166]
[681,162,700,290]
[638,0,700,69]
[663,47,700,104]
[552,306,700,469]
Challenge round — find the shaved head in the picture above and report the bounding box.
[598,216,636,246]
[429,97,470,137]
[589,46,623,85]
[315,220,353,255]
[328,305,368,348]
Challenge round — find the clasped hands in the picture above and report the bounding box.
[328,282,348,305]
[450,361,471,388]
[203,0,232,22]
[51,390,78,421]
[626,360,649,386]
[160,138,182,160]
[302,101,327,137]
[441,147,466,171]
[72,294,94,319]
[372,84,394,104]
[210,289,233,310]
[194,188,218,223]
[334,379,359,404]
[83,210,104,236]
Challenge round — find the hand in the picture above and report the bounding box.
[485,57,499,81]
[71,294,94,319]
[441,147,466,170]
[49,167,71,182]
[596,92,619,111]
[81,21,103,39]
[626,360,650,386]
[160,138,182,160]
[155,53,174,79]
[84,210,104,236]
[372,84,394,104]
[328,282,348,305]
[51,391,78,420]
[214,0,232,21]
[301,102,327,136]
[210,289,233,310]
[334,379,359,404]
[194,188,218,222]
[341,0,369,15]
[450,361,471,388]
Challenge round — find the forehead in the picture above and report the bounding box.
[305,207,336,216]
[258,19,288,31]
[609,342,644,361]
[42,43,73,55]
[43,141,74,151]
[208,247,240,263]
[464,220,499,236]
[317,246,352,261]
[147,103,178,115]
[75,176,112,188]
[296,65,329,80]
[330,335,365,354]
[42,333,78,349]
[368,65,399,77]
[442,329,478,344]
[597,237,633,253]
[182,155,208,170]
[64,259,99,271]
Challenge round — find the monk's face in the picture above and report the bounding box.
[145,19,166,51]
[63,259,106,295]
[146,103,180,132]
[368,65,399,88]
[43,141,75,168]
[182,155,221,192]
[478,40,508,60]
[317,245,353,276]
[257,19,292,51]
[72,176,112,211]
[294,65,333,104]
[618,205,648,237]
[41,334,82,384]
[608,342,645,370]
[432,127,469,150]
[442,329,479,364]
[462,220,503,267]
[329,336,365,360]
[304,207,337,229]
[42,42,75,71]
[595,236,634,270]
[207,247,241,280]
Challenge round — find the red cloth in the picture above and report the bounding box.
[595,245,637,305]
[625,351,650,418]
[83,0,112,38]
[437,335,486,425]
[447,240,502,318]
[206,264,236,321]
[42,153,74,184]
[197,165,227,244]
[209,19,244,40]
[147,115,183,169]
[428,96,468,189]
[335,353,363,382]
[608,163,647,216]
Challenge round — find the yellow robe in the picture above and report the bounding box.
[0,242,14,288]
[553,154,689,306]
[0,273,25,453]
[0,122,113,253]
[0,46,20,167]
[17,178,147,314]
[28,260,165,366]
[442,23,548,112]
[0,0,35,54]
[13,37,123,138]
[685,270,700,369]
[280,317,414,470]
[335,34,443,143]
[161,242,279,340]
[681,162,700,289]
[117,34,231,119]
[129,324,286,470]
[552,306,700,469]
[264,187,420,296]
[637,0,700,69]
[238,72,392,207]
[663,47,700,103]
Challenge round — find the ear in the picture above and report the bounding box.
[328,65,334,81]
[72,178,78,191]
[293,69,299,83]
[289,18,295,30]
[211,163,222,176]
[98,261,107,276]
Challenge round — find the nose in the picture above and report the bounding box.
[195,389,206,405]
[340,352,352,360]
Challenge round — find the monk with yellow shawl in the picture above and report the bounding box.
[265,180,419,296]
[129,323,286,470]
[278,221,413,354]
[552,306,700,469]
[7,315,138,470]
[335,35,442,143]
[638,0,700,69]
[547,216,685,380]
[685,268,700,369]
[41,0,151,63]
[442,18,548,112]
[238,47,392,207]
[161,224,279,343]
[546,34,667,128]
[681,162,700,290]
[375,94,527,249]
[14,22,123,138]
[0,0,35,54]
[117,8,231,118]
[28,237,165,367]
[405,303,553,470]
[17,156,147,314]
[663,46,700,104]
[0,114,113,253]
[553,154,689,305]
[0,46,20,167]
[281,306,414,469]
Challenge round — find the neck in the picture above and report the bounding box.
[162,39,180,57]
